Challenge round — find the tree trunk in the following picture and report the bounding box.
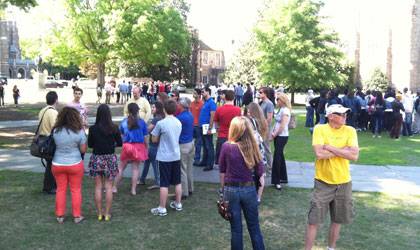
[97,62,105,87]
[291,91,295,105]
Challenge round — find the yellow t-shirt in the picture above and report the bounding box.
[312,124,358,184]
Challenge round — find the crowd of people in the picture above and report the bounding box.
[305,87,420,139]
[41,80,420,249]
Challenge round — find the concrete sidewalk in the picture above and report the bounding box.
[1,148,420,195]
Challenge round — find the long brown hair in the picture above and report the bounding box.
[246,103,268,140]
[127,103,140,130]
[228,116,262,169]
[54,107,83,133]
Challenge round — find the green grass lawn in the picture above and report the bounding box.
[1,170,420,249]
[284,113,420,166]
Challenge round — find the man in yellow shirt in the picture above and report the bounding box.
[123,86,151,122]
[38,91,59,194]
[305,104,359,250]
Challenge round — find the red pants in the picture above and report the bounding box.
[52,161,84,217]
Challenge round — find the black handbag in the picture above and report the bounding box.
[30,108,56,161]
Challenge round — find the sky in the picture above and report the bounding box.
[187,0,264,62]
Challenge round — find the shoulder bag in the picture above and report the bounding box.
[29,107,56,162]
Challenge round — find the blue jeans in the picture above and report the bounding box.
[193,126,202,163]
[140,145,159,185]
[403,112,413,136]
[373,111,384,135]
[225,186,265,250]
[305,106,314,127]
[201,128,215,168]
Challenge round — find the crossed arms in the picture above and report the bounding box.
[313,144,359,161]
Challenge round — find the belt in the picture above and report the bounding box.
[225,181,254,187]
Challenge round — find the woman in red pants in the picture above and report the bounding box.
[51,107,87,224]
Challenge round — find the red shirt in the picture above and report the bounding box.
[214,104,241,138]
[190,100,203,126]
[159,83,165,93]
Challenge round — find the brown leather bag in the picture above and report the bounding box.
[217,198,231,221]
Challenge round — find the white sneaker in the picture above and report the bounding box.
[150,207,167,216]
[169,201,183,211]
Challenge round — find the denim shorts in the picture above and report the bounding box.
[307,179,354,225]
[159,160,181,187]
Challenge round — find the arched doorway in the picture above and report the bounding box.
[17,68,25,79]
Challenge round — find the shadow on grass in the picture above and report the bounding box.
[0,170,419,249]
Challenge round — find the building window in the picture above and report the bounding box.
[216,53,221,67]
[203,52,208,65]
[202,75,208,84]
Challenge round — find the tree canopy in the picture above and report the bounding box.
[255,0,345,91]
[366,67,389,92]
[223,36,260,85]
[0,0,37,11]
[46,0,191,85]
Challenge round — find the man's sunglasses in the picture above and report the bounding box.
[333,112,347,117]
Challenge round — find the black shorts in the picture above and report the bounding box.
[159,160,181,187]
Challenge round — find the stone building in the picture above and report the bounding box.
[0,20,35,79]
[321,0,420,92]
[191,29,225,86]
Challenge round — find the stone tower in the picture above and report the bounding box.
[0,20,35,78]
[410,1,420,91]
[386,29,393,86]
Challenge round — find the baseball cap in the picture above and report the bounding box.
[326,104,350,116]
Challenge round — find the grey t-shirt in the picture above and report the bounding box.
[151,115,182,162]
[260,99,274,119]
[52,128,87,165]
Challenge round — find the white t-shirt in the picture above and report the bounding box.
[272,107,290,137]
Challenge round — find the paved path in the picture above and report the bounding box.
[1,148,420,195]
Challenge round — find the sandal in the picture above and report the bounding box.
[74,216,85,224]
[56,217,64,224]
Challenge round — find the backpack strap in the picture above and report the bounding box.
[35,107,54,136]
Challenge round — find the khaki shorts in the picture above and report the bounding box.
[307,179,354,225]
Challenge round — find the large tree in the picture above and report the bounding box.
[47,0,191,85]
[113,0,191,79]
[223,35,260,85]
[255,0,345,95]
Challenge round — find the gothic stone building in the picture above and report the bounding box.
[0,20,35,79]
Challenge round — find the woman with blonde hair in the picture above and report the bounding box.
[51,107,87,224]
[270,93,291,190]
[219,116,265,250]
[245,102,268,203]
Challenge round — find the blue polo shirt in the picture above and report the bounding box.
[199,97,217,126]
[177,110,194,144]
[119,118,148,143]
